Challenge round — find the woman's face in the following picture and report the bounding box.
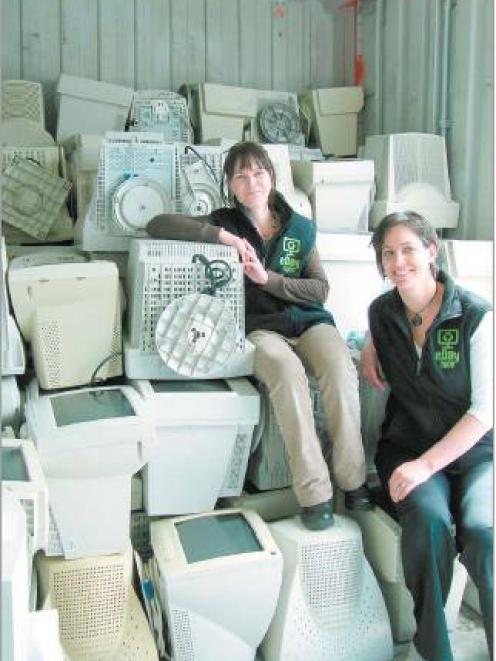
[381,224,437,290]
[228,158,273,211]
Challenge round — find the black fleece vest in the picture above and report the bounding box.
[369,271,492,454]
[211,201,334,337]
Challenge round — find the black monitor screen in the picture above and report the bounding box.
[51,390,135,426]
[176,513,262,563]
[1,447,29,481]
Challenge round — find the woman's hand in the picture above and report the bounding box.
[218,228,248,261]
[360,338,387,391]
[242,240,268,285]
[388,458,433,503]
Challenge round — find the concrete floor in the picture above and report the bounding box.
[393,604,490,661]
[255,604,489,661]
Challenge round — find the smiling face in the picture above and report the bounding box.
[381,224,438,291]
[228,159,274,213]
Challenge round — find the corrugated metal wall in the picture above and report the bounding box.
[1,0,493,239]
[359,0,493,240]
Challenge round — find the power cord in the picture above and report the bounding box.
[191,253,232,296]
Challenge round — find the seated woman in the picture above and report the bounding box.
[361,211,493,661]
[147,141,372,530]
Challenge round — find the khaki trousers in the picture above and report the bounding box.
[248,323,366,507]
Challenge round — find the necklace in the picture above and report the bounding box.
[408,284,439,327]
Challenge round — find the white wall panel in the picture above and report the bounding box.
[2,0,22,80]
[170,0,206,91]
[61,0,99,80]
[206,0,239,85]
[239,0,272,89]
[1,0,334,126]
[21,0,61,133]
[135,0,172,90]
[99,0,135,87]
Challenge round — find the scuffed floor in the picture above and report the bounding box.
[394,605,490,660]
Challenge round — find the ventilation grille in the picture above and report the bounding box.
[175,145,224,215]
[299,537,362,630]
[2,157,71,239]
[2,80,45,126]
[128,240,244,355]
[170,608,194,661]
[96,133,176,236]
[129,90,192,142]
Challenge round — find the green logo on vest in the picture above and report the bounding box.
[435,328,460,369]
[279,237,301,274]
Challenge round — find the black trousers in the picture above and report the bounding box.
[376,441,493,661]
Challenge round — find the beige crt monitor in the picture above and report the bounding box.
[181,82,304,145]
[290,159,375,232]
[8,259,123,389]
[362,132,460,230]
[298,86,364,156]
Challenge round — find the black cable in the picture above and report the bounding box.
[89,351,123,387]
[184,145,219,184]
[191,254,233,296]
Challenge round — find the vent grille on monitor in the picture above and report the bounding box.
[129,90,192,142]
[220,430,252,494]
[391,133,451,198]
[170,609,194,661]
[2,80,45,126]
[128,240,245,355]
[364,132,452,200]
[96,132,176,236]
[1,146,60,175]
[20,497,36,540]
[36,317,62,387]
[175,145,224,215]
[300,537,362,630]
[37,550,133,658]
[265,516,393,661]
[2,158,71,239]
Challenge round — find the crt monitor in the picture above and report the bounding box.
[24,385,157,558]
[261,515,393,661]
[7,259,123,389]
[150,508,282,661]
[363,132,460,229]
[131,377,260,515]
[1,438,50,554]
[1,491,30,661]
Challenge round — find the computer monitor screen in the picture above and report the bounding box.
[1,446,29,481]
[176,513,262,563]
[51,389,135,426]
